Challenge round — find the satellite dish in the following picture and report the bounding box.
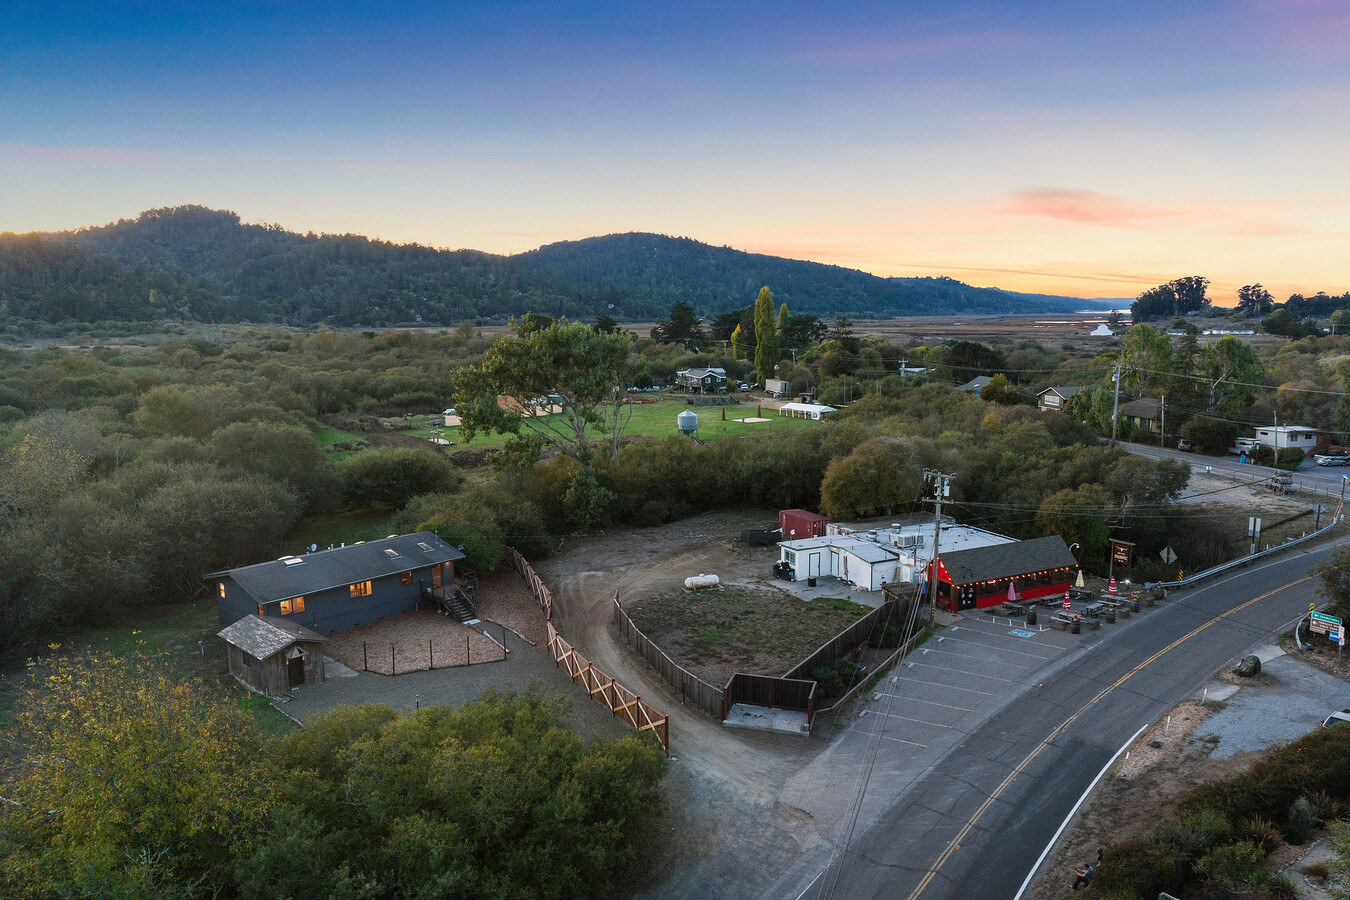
[310,543,318,552]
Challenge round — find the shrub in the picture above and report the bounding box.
[1194,841,1269,895]
[1152,807,1233,859]
[1276,447,1306,470]
[1236,815,1283,855]
[1088,837,1187,899]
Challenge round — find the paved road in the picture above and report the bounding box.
[773,536,1347,900]
[1123,441,1350,501]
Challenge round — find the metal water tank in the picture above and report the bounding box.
[677,409,698,435]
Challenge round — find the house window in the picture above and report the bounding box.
[280,597,305,615]
[784,550,796,566]
[258,605,265,617]
[401,571,412,585]
[1044,395,1060,407]
[219,582,226,598]
[349,581,372,598]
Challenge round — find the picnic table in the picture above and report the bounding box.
[998,603,1026,618]
[1083,601,1106,618]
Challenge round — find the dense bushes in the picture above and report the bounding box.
[1086,725,1350,898]
[1,659,666,900]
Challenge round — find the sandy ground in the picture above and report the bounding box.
[325,610,504,675]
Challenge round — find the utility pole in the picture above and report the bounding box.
[1110,364,1123,443]
[923,470,955,624]
[1160,394,1165,448]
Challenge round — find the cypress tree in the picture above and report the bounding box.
[754,286,779,387]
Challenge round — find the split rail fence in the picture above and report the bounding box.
[613,596,723,718]
[505,547,670,754]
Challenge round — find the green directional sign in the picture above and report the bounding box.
[1311,611,1342,636]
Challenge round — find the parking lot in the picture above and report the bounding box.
[855,614,1082,751]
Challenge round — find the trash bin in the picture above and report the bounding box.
[1070,619,1081,634]
[1026,607,1037,626]
[807,577,817,587]
[1130,595,1141,613]
[1105,609,1116,624]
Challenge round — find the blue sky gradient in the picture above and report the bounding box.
[4,1,1348,302]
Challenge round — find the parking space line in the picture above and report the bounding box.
[907,661,1024,683]
[934,634,1056,661]
[921,647,1035,670]
[870,710,953,728]
[875,693,974,712]
[855,726,928,749]
[892,675,996,696]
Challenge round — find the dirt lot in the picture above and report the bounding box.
[628,587,871,685]
[325,610,503,675]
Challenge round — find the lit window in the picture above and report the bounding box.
[401,571,412,585]
[350,581,372,598]
[280,597,305,615]
[258,605,265,617]
[219,582,226,598]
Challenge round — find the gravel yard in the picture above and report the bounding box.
[475,569,549,645]
[326,610,504,675]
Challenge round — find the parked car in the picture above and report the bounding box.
[1323,709,1350,727]
[739,382,751,392]
[1177,439,1194,451]
[1316,452,1350,466]
[1228,438,1261,456]
[442,408,456,416]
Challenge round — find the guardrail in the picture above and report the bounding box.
[1147,509,1343,590]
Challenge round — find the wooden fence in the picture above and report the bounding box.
[782,583,919,680]
[547,622,670,753]
[613,596,724,718]
[506,547,670,754]
[724,673,818,729]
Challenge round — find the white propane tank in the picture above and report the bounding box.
[684,573,720,591]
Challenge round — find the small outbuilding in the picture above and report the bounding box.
[780,509,830,540]
[1119,398,1162,433]
[958,376,992,393]
[218,614,328,696]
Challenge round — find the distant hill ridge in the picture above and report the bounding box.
[0,205,1108,327]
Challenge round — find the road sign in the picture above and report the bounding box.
[1110,539,1135,566]
[1160,545,1177,564]
[1333,626,1346,645]
[1311,611,1342,636]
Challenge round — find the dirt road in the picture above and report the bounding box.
[535,511,830,898]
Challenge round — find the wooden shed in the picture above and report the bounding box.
[218,614,328,697]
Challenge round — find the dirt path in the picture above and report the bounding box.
[534,511,828,897]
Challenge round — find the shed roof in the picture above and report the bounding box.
[958,376,992,392]
[937,535,1076,585]
[779,402,837,414]
[218,614,327,661]
[206,531,464,603]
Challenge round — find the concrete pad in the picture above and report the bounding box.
[1255,644,1287,664]
[1199,682,1240,702]
[323,655,360,677]
[723,703,811,735]
[736,417,773,423]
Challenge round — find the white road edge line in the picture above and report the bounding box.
[1011,722,1150,900]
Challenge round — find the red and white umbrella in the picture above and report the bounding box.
[1108,576,1118,595]
[1061,590,1071,611]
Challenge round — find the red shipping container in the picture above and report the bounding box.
[780,509,829,540]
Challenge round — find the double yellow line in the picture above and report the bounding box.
[902,575,1313,900]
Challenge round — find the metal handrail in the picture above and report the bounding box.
[1147,510,1342,590]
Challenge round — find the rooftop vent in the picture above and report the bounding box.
[384,549,400,559]
[281,557,305,567]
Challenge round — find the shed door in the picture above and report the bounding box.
[808,553,820,578]
[286,651,305,688]
[431,565,443,588]
[829,550,840,576]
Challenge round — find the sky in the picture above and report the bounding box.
[3,1,1349,305]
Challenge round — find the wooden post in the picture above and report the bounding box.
[391,644,396,676]
[466,633,470,665]
[503,624,508,659]
[363,641,368,671]
[429,639,434,670]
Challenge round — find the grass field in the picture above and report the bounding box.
[628,586,871,685]
[315,425,366,454]
[284,507,397,554]
[401,395,821,451]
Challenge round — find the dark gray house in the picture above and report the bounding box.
[675,367,727,393]
[209,532,466,635]
[217,614,328,695]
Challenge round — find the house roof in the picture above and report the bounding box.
[218,614,327,661]
[678,367,726,379]
[937,535,1076,585]
[206,531,464,603]
[1038,386,1083,399]
[958,376,992,392]
[1119,398,1161,418]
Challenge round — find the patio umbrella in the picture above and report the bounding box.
[1075,570,1085,589]
[1007,583,1017,605]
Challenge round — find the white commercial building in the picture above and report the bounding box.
[778,522,1014,592]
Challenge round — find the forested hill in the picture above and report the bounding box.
[0,205,1103,327]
